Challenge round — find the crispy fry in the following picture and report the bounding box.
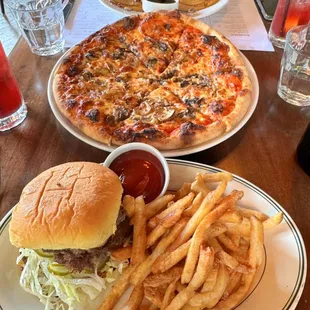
[226,217,251,238]
[148,193,194,229]
[214,273,254,310]
[222,270,242,300]
[227,231,240,247]
[131,218,188,286]
[191,173,210,196]
[145,194,175,220]
[248,216,264,269]
[111,246,132,261]
[263,212,283,229]
[183,192,203,217]
[236,206,269,221]
[158,239,191,273]
[189,263,230,308]
[99,265,136,310]
[207,237,223,252]
[203,171,233,183]
[182,196,236,284]
[143,266,183,287]
[174,182,192,200]
[147,198,190,248]
[166,247,215,310]
[161,278,179,309]
[131,196,147,265]
[123,195,135,218]
[201,263,219,292]
[144,286,163,308]
[217,233,239,252]
[218,211,242,223]
[151,252,169,274]
[169,182,229,251]
[208,223,227,239]
[216,251,239,269]
[121,284,144,310]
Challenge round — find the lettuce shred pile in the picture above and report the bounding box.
[17,248,129,310]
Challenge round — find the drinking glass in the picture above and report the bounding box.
[0,42,27,131]
[6,0,68,56]
[278,25,310,106]
[268,0,310,49]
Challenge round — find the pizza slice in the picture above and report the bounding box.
[115,11,185,75]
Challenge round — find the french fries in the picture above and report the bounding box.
[99,171,284,310]
[123,195,135,218]
[121,284,144,310]
[145,194,175,220]
[182,195,238,283]
[131,196,147,265]
[148,193,194,229]
[169,182,228,251]
[131,218,188,286]
[166,246,214,310]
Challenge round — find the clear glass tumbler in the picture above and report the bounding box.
[268,0,310,49]
[6,0,68,56]
[278,25,310,106]
[0,42,27,131]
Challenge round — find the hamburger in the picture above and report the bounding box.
[9,162,132,310]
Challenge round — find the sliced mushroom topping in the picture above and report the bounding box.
[85,109,99,122]
[112,48,126,60]
[105,115,115,125]
[82,71,94,81]
[180,80,190,88]
[123,16,138,30]
[85,50,99,61]
[135,101,152,116]
[113,106,130,122]
[155,107,175,122]
[185,97,203,107]
[157,41,168,52]
[164,23,171,30]
[147,58,158,68]
[65,99,77,109]
[202,35,214,45]
[66,65,81,77]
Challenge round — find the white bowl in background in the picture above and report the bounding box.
[142,0,179,12]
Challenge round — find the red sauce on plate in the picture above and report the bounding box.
[109,150,165,203]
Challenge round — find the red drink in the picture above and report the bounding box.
[0,42,22,118]
[269,0,310,48]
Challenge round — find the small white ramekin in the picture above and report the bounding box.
[103,143,170,200]
[142,0,179,12]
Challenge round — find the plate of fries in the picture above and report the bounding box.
[101,159,306,310]
[0,159,306,310]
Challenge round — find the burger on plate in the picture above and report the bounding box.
[9,162,132,310]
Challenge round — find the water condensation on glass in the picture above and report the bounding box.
[278,25,310,106]
[8,0,65,56]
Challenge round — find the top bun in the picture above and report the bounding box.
[9,162,123,250]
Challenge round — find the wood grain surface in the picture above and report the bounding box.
[0,33,310,308]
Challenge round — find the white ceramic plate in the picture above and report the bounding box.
[47,51,259,158]
[0,160,306,310]
[99,0,229,19]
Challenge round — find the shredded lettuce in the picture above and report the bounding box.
[17,248,129,310]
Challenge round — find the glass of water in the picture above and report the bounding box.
[6,0,68,56]
[278,25,310,106]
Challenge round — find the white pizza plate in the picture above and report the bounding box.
[47,50,259,158]
[0,160,306,310]
[98,0,229,19]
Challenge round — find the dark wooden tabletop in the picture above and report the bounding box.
[1,23,310,309]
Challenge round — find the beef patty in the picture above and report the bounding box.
[44,208,132,272]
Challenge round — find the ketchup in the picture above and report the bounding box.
[109,150,165,203]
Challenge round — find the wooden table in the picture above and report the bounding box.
[1,31,310,307]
